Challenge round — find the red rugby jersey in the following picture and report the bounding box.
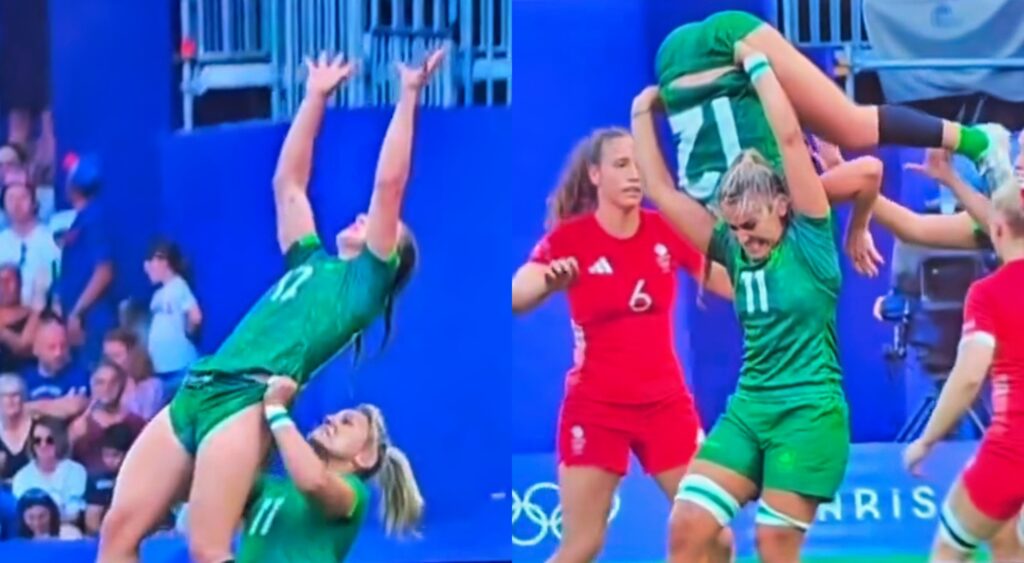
[530,210,704,403]
[962,260,1024,445]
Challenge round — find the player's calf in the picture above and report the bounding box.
[669,474,741,562]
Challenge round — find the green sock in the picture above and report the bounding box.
[955,125,990,163]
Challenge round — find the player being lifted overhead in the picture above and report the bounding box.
[512,127,734,563]
[98,49,442,563]
[632,46,869,562]
[655,10,1014,271]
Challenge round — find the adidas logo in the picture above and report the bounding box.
[588,257,613,275]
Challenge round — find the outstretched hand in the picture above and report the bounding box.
[397,47,446,91]
[904,149,956,185]
[305,52,357,99]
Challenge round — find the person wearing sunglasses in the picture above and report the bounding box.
[11,415,86,533]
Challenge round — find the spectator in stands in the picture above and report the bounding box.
[0,0,55,183]
[103,329,163,420]
[12,416,86,531]
[83,423,133,536]
[15,489,60,539]
[0,373,32,483]
[69,360,145,472]
[23,319,89,421]
[0,173,60,303]
[144,240,201,397]
[0,143,28,180]
[58,154,116,366]
[0,265,44,373]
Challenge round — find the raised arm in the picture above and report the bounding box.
[740,45,829,218]
[366,48,445,260]
[873,197,981,249]
[631,87,716,252]
[272,54,356,253]
[905,148,994,231]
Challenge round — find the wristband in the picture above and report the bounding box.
[264,404,293,431]
[743,54,771,82]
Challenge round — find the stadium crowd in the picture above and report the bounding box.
[0,147,202,540]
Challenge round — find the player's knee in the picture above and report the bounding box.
[188,537,234,563]
[712,525,736,558]
[754,501,810,562]
[97,506,141,557]
[553,530,606,563]
[936,499,982,555]
[755,525,804,561]
[668,501,721,555]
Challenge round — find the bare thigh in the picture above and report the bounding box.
[933,478,1008,562]
[186,404,271,563]
[549,465,621,563]
[743,24,879,149]
[98,408,193,562]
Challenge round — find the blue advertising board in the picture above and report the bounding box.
[512,441,978,561]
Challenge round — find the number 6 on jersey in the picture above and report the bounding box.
[629,280,653,313]
[740,270,769,314]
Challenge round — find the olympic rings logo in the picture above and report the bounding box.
[511,482,622,547]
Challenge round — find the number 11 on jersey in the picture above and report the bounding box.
[739,270,768,314]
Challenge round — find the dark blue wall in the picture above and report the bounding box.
[49,0,172,300]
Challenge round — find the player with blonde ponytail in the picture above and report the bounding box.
[236,376,424,562]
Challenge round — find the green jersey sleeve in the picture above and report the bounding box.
[708,220,739,272]
[790,213,841,284]
[284,234,325,269]
[341,474,370,520]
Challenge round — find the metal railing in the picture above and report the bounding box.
[179,0,511,130]
[776,0,1024,100]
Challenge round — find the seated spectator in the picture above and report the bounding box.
[57,154,116,366]
[83,422,133,536]
[15,488,59,540]
[0,173,60,305]
[102,329,163,420]
[68,360,144,472]
[12,416,86,531]
[22,319,88,420]
[145,240,201,398]
[0,143,28,179]
[0,373,32,483]
[0,264,43,372]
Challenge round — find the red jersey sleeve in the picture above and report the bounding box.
[654,212,704,278]
[962,280,997,348]
[528,227,562,264]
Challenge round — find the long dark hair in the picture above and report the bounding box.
[16,489,61,538]
[352,228,418,362]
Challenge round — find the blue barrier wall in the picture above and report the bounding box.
[513,442,976,560]
[49,0,173,301]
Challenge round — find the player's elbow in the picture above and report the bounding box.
[294,470,331,496]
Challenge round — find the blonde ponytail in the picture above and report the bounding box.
[358,404,425,537]
[376,445,424,537]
